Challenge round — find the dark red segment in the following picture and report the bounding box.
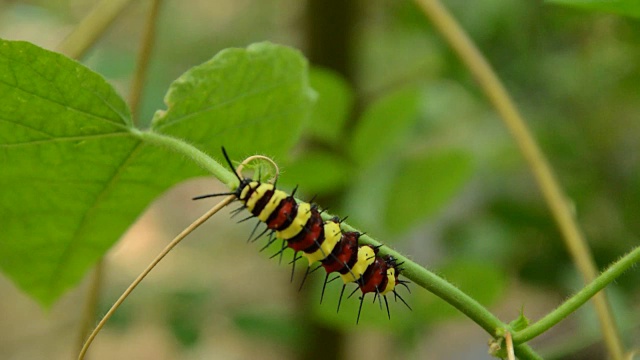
[213,149,411,321]
[359,257,389,294]
[322,231,360,274]
[266,197,298,231]
[286,206,324,252]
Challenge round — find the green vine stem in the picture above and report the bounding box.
[412,0,624,358]
[136,131,542,358]
[135,130,239,188]
[56,0,135,59]
[345,225,542,360]
[140,130,507,335]
[513,246,640,345]
[136,119,639,358]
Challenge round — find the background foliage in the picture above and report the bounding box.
[0,0,638,359]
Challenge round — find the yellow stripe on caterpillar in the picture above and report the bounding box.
[380,267,396,295]
[302,221,341,264]
[276,202,312,240]
[258,188,288,222]
[341,246,376,283]
[238,181,260,205]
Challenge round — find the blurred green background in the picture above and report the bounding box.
[1,0,639,359]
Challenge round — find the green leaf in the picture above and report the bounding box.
[0,39,313,306]
[0,39,141,306]
[278,150,351,195]
[385,150,474,233]
[509,309,530,332]
[166,290,210,348]
[415,260,507,322]
[546,0,640,18]
[350,87,421,166]
[306,67,354,144]
[232,309,305,348]
[152,42,316,161]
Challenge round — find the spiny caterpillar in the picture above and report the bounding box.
[194,148,411,323]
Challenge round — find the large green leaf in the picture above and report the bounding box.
[385,150,474,233]
[546,0,640,18]
[0,39,313,306]
[278,150,351,195]
[152,42,315,160]
[414,260,507,323]
[305,67,353,144]
[350,87,421,166]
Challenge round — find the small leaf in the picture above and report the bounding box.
[0,39,140,305]
[232,309,305,348]
[546,0,640,18]
[509,309,530,332]
[385,149,474,233]
[152,42,315,161]
[415,260,507,322]
[306,67,354,144]
[278,150,351,195]
[350,87,421,166]
[166,290,210,348]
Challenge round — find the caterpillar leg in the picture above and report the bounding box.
[268,240,287,265]
[259,232,277,252]
[230,204,245,217]
[320,272,330,303]
[247,220,262,243]
[356,294,366,324]
[337,284,346,313]
[299,264,321,291]
[290,251,300,282]
[397,279,412,293]
[394,290,412,311]
[384,295,391,320]
[237,214,255,223]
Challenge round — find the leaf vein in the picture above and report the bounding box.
[47,140,144,293]
[0,131,131,148]
[155,79,295,130]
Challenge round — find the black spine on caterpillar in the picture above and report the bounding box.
[193,147,411,323]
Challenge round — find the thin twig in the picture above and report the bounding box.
[58,2,135,351]
[75,260,104,355]
[56,0,135,59]
[77,152,276,359]
[412,0,624,358]
[506,332,515,360]
[77,195,235,360]
[129,0,163,121]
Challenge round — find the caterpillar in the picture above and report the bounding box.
[194,148,411,323]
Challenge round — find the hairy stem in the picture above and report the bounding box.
[514,246,640,344]
[56,0,135,59]
[341,224,542,359]
[135,130,238,188]
[412,0,624,358]
[133,133,542,357]
[129,0,163,121]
